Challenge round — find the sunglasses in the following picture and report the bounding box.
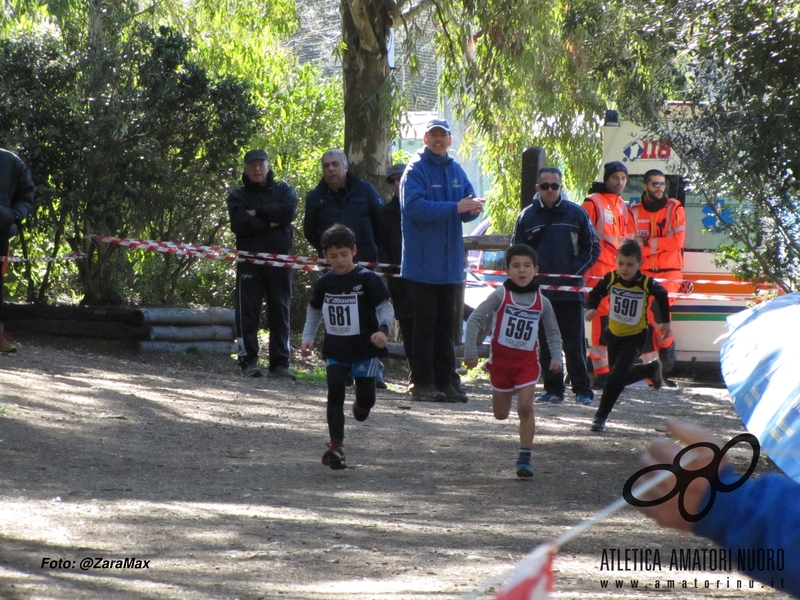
[538,182,561,191]
[387,177,401,184]
[648,181,667,188]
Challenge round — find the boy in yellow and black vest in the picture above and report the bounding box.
[584,239,670,432]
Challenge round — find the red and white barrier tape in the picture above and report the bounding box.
[472,268,770,287]
[91,235,401,271]
[92,235,402,276]
[468,278,763,302]
[92,235,771,299]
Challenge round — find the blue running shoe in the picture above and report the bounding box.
[537,393,564,404]
[516,458,534,479]
[576,394,593,406]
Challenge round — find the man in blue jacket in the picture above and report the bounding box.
[511,167,599,405]
[401,119,484,402]
[0,148,35,353]
[304,149,383,264]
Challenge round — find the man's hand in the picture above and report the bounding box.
[300,340,315,357]
[657,322,672,339]
[457,195,485,215]
[585,308,597,321]
[636,419,727,532]
[464,358,479,370]
[549,360,562,373]
[370,332,388,348]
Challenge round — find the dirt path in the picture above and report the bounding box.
[0,334,791,599]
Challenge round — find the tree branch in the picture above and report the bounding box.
[394,0,436,27]
[347,0,382,54]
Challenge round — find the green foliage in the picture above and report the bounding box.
[293,363,327,384]
[619,0,800,291]
[0,25,259,305]
[431,2,609,231]
[183,345,204,362]
[0,0,342,310]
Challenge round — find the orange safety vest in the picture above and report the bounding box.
[582,192,629,276]
[626,198,686,273]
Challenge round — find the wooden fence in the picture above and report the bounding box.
[4,304,237,354]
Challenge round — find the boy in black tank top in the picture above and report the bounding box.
[301,225,394,469]
[585,240,671,432]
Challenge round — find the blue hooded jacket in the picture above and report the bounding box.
[400,147,478,284]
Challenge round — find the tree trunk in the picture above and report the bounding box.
[341,0,393,190]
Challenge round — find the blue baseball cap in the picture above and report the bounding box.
[424,118,451,134]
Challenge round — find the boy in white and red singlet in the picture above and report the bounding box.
[463,244,562,479]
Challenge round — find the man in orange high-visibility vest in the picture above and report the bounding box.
[582,161,630,387]
[626,169,686,369]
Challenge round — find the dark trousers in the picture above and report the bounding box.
[234,262,292,370]
[594,330,649,421]
[387,277,415,373]
[398,318,414,372]
[0,236,7,323]
[326,363,375,443]
[538,299,593,398]
[409,281,459,387]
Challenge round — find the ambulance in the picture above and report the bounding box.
[599,107,764,365]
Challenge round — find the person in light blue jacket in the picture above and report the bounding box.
[400,119,484,402]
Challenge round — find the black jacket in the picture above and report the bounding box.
[378,195,402,268]
[303,171,383,262]
[227,170,298,254]
[511,194,600,302]
[0,149,35,239]
[378,194,413,320]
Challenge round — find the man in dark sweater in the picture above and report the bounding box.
[303,149,383,264]
[227,149,298,379]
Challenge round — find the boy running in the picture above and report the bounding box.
[463,244,562,479]
[585,239,670,433]
[301,224,394,470]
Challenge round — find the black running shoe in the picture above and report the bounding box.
[352,401,370,422]
[590,418,607,432]
[322,441,347,470]
[649,359,663,390]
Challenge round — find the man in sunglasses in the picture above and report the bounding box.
[627,168,686,369]
[512,167,600,405]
